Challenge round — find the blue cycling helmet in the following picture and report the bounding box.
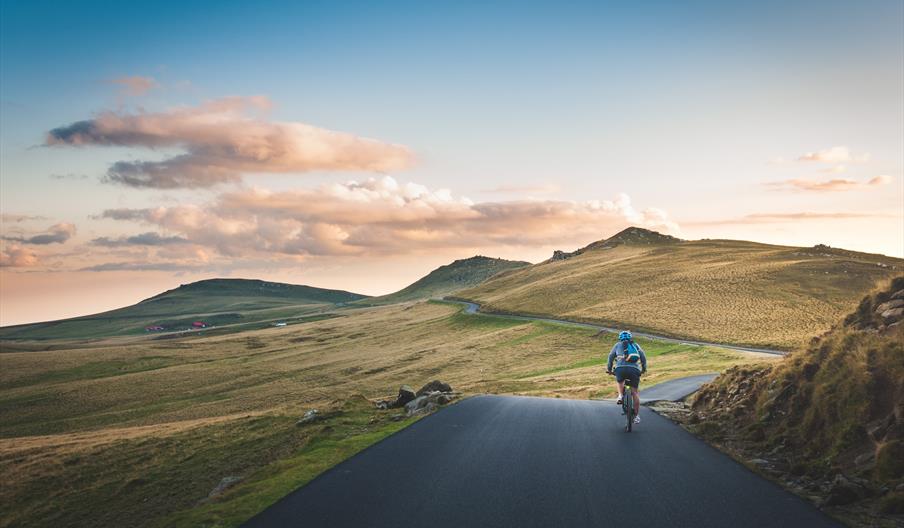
[618,330,632,341]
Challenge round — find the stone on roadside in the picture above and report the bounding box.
[416,380,452,397]
[393,385,417,408]
[404,395,428,415]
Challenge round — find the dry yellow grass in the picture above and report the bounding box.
[0,301,775,527]
[457,239,903,349]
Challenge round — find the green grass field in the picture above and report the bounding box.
[0,301,775,527]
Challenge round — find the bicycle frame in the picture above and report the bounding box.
[622,382,636,432]
[609,371,637,432]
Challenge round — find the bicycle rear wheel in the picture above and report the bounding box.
[624,390,634,432]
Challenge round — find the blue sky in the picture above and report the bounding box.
[1,0,902,324]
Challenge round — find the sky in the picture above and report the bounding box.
[1,0,902,326]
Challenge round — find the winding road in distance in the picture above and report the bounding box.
[244,392,838,528]
[447,299,787,356]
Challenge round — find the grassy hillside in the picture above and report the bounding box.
[457,228,903,348]
[0,278,367,341]
[361,255,530,305]
[0,301,775,527]
[688,276,904,519]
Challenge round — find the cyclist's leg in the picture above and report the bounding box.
[614,367,627,402]
[629,371,641,415]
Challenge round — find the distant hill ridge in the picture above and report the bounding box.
[0,278,368,340]
[362,255,531,305]
[142,278,366,304]
[550,226,681,261]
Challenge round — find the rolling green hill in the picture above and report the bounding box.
[361,255,530,305]
[456,228,903,348]
[0,279,368,341]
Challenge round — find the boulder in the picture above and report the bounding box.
[394,385,418,407]
[296,409,319,425]
[880,307,904,322]
[208,476,242,498]
[404,395,428,415]
[748,458,770,468]
[823,474,868,506]
[875,299,904,313]
[416,380,452,397]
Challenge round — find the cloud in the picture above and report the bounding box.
[91,232,191,247]
[868,175,893,186]
[46,96,414,188]
[78,261,207,272]
[99,176,679,259]
[109,76,158,96]
[49,173,89,180]
[2,223,76,244]
[1,213,46,223]
[685,212,891,226]
[481,184,561,195]
[0,244,39,267]
[764,175,894,192]
[797,146,870,163]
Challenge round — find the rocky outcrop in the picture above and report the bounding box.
[550,250,577,261]
[844,278,904,330]
[376,381,459,415]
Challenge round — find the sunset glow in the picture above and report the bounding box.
[2,0,902,326]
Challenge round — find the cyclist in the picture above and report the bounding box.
[606,330,647,424]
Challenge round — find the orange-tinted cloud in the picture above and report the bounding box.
[109,76,158,96]
[764,175,893,192]
[685,211,891,226]
[0,245,39,267]
[46,97,414,188]
[797,146,870,163]
[99,176,679,259]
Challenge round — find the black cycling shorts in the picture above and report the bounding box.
[614,366,641,388]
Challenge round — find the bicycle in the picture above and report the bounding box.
[608,371,637,432]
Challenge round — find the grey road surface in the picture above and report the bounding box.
[448,300,786,356]
[639,373,719,402]
[243,395,837,528]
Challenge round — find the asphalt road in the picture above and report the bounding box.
[448,300,787,356]
[639,373,719,402]
[243,395,838,528]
